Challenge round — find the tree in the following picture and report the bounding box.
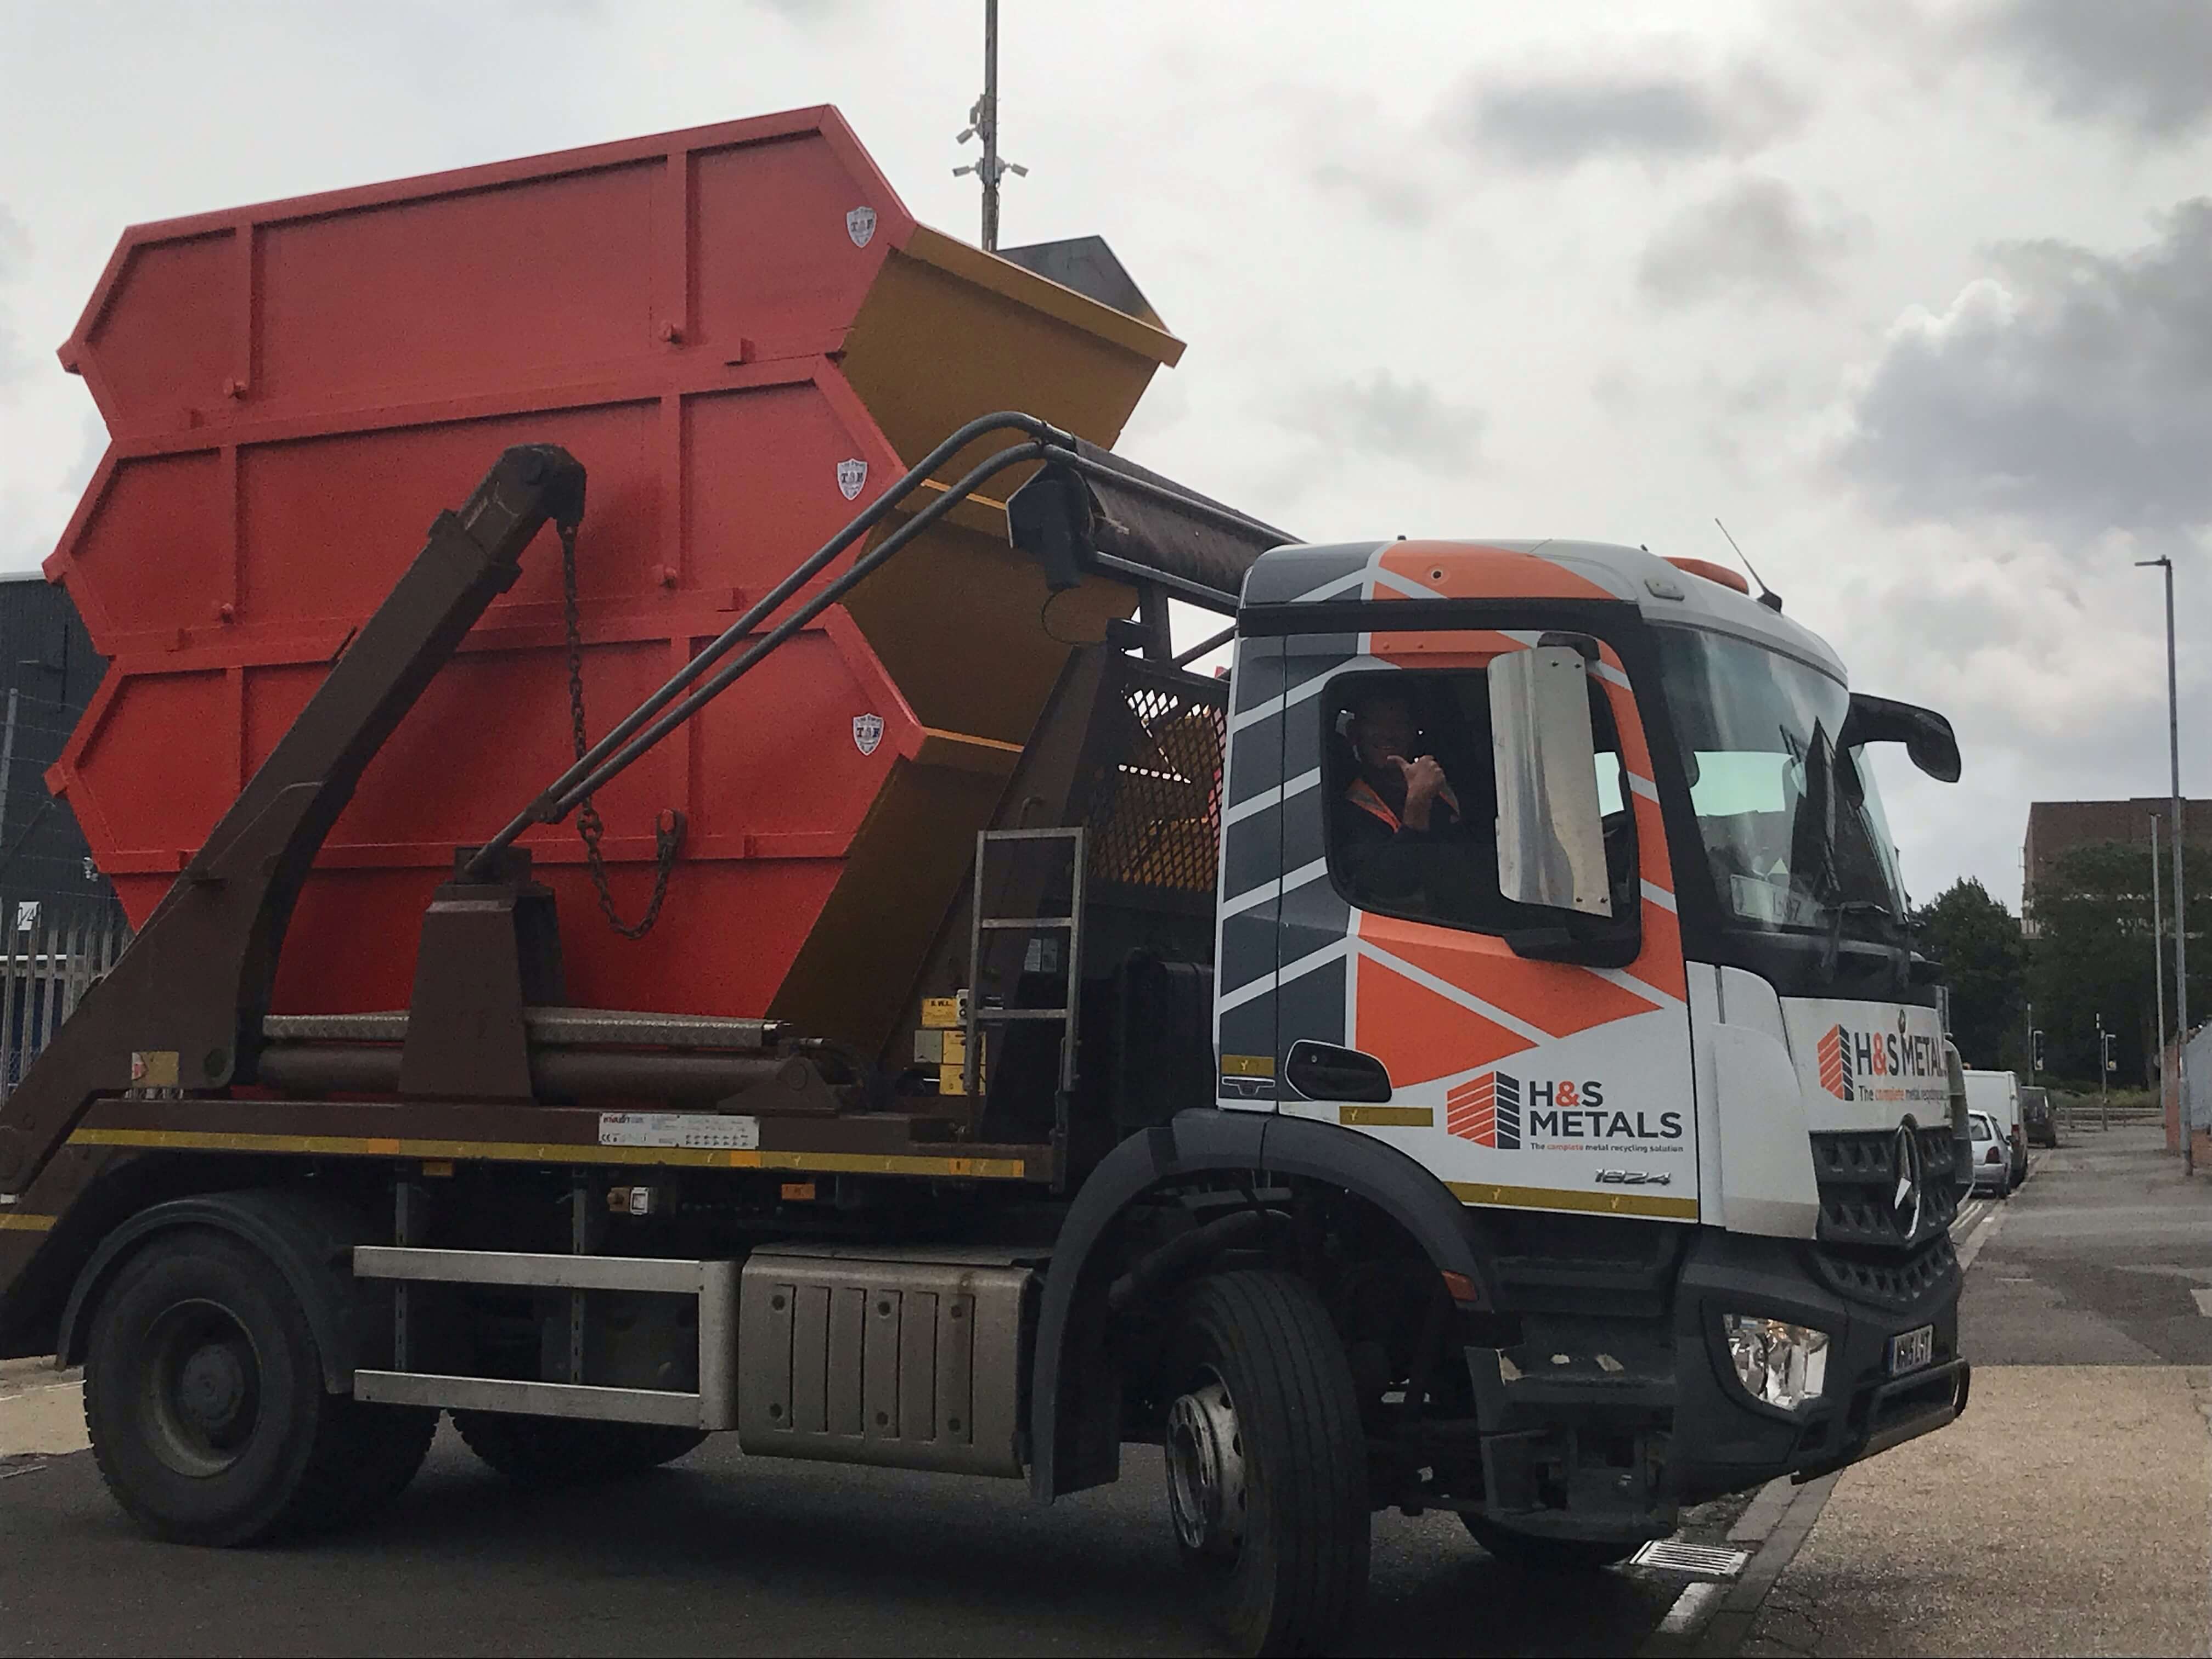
[2025,840,2212,1087]
[1915,878,2025,1070]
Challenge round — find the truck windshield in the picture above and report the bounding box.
[1652,625,1908,937]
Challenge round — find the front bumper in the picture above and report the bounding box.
[1669,1228,1966,1504]
[1453,1224,1965,1541]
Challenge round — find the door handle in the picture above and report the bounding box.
[1284,1040,1393,1103]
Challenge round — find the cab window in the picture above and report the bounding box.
[1322,663,1637,934]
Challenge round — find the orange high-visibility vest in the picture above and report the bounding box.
[1344,778,1402,832]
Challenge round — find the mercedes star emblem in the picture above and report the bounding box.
[1892,1121,1923,1239]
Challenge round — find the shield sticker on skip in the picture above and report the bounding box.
[853,713,884,756]
[837,458,867,500]
[846,206,877,247]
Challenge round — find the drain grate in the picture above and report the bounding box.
[1630,1539,1750,1577]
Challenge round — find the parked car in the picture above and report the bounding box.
[2021,1085,2059,1148]
[1966,1068,2029,1187]
[1967,1110,2011,1198]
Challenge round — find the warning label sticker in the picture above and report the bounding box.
[597,1112,760,1151]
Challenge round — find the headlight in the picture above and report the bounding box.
[1722,1314,1830,1412]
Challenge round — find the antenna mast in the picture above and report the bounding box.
[1714,517,1784,612]
[954,0,1026,250]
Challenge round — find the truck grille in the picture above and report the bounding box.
[1809,1231,1958,1310]
[1807,1125,1961,1311]
[1810,1126,1960,1249]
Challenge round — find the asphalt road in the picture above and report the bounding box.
[0,1414,1705,1657]
[1960,1124,2212,1366]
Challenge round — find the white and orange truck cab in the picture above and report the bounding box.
[1207,535,1967,1528]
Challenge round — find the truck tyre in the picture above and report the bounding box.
[82,1227,392,1545]
[334,1402,439,1524]
[1459,1515,1638,1572]
[1160,1270,1369,1657]
[450,1411,707,1485]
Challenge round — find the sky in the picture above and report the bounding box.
[3,0,2211,910]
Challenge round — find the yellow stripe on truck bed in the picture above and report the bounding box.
[69,1128,1026,1182]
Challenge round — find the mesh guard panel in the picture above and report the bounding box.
[1079,663,1228,901]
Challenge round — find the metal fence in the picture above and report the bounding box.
[0,896,133,1092]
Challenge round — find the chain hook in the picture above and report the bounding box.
[560,521,684,938]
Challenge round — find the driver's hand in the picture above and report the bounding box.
[1395,754,1449,829]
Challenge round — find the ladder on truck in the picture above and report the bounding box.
[964,827,1087,1185]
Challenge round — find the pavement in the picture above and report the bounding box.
[1725,1126,2212,1658]
[0,1355,85,1458]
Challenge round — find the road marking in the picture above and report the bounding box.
[2191,1289,2212,1317]
[1655,1579,1722,1634]
[1956,1205,2007,1274]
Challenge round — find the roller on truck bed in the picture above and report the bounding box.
[0,110,1973,1657]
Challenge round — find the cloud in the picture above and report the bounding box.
[1309,161,1437,231]
[1836,199,2212,537]
[0,206,32,394]
[1976,0,2212,140]
[1638,177,1855,307]
[1447,59,1806,171]
[1274,372,1485,471]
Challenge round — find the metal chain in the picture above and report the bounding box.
[560,521,684,938]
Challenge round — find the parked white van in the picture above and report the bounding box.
[1963,1068,2027,1193]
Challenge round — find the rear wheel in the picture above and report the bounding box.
[1459,1514,1638,1572]
[83,1227,411,1544]
[1160,1271,1369,1657]
[451,1412,706,1486]
[336,1402,438,1523]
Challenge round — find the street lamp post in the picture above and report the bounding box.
[2137,556,2190,1175]
[2153,814,2169,1128]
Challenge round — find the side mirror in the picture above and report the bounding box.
[1490,646,1612,918]
[1842,693,1961,784]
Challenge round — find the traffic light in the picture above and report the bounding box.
[2103,1029,2119,1074]
[2032,1028,2045,1072]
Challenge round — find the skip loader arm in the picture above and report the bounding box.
[0,445,587,1195]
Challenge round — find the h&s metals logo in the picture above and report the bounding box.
[1447,1071,1681,1149]
[1816,1013,1942,1103]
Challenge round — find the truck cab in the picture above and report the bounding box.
[1202,535,1966,1525]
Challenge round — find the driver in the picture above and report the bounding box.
[1333,688,1466,908]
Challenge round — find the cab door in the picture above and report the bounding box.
[1265,558,1700,1224]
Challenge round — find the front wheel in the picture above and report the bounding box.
[1459,1514,1639,1572]
[1161,1271,1369,1657]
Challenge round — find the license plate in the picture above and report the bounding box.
[1888,1324,1934,1376]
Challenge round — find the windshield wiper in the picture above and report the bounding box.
[1818,899,1899,984]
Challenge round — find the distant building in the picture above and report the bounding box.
[2022,797,2212,933]
[0,571,117,929]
